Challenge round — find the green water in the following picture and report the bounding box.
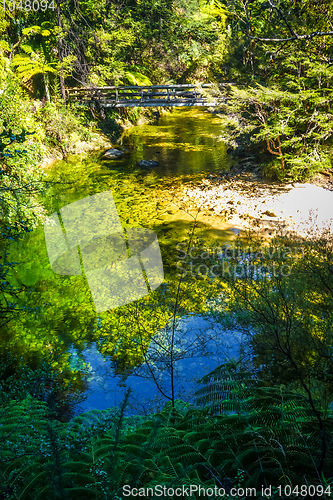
[45,107,232,205]
[5,107,236,403]
[13,107,234,279]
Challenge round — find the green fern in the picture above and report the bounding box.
[1,365,333,499]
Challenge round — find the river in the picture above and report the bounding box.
[6,108,249,416]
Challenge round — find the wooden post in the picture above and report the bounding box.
[116,89,118,103]
[141,89,143,103]
[167,88,170,102]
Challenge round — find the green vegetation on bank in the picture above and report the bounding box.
[220,0,333,180]
[1,357,333,498]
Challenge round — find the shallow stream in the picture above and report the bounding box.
[8,108,246,415]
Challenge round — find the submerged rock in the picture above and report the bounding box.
[137,159,159,168]
[103,148,124,158]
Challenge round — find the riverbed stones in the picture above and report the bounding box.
[262,210,277,217]
[103,148,124,158]
[161,174,303,234]
[137,159,160,168]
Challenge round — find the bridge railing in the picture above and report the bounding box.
[66,83,230,108]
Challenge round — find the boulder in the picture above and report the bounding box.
[137,159,159,168]
[103,148,124,158]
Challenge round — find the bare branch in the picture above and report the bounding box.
[267,0,297,38]
[249,31,333,43]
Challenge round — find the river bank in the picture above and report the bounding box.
[160,166,333,237]
[38,103,333,241]
[38,105,169,169]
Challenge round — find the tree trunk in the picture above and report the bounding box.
[44,73,51,102]
[57,0,66,103]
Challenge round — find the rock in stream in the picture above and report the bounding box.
[103,148,124,158]
[137,159,160,168]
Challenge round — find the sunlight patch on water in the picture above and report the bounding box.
[271,183,333,233]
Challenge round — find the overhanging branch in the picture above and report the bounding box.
[250,30,333,43]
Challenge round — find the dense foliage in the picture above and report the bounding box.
[219,0,333,179]
[1,365,333,499]
[1,0,333,497]
[2,0,333,179]
[1,0,228,90]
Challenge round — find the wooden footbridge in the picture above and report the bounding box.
[66,84,228,108]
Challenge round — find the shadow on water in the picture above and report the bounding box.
[113,107,232,178]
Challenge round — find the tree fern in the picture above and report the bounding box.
[11,43,56,101]
[194,363,333,488]
[1,366,333,499]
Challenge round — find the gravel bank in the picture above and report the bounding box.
[167,173,333,236]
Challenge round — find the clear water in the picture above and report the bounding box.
[6,107,245,415]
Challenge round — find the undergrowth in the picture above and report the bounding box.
[0,363,332,499]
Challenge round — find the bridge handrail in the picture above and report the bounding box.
[66,83,232,94]
[64,82,235,107]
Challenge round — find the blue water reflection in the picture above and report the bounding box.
[77,314,247,415]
